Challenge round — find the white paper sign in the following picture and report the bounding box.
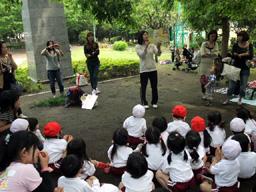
[81,94,98,110]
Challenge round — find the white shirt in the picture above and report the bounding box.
[81,161,96,180]
[237,151,256,179]
[206,125,226,148]
[135,44,160,73]
[43,138,67,163]
[161,150,194,182]
[245,119,256,135]
[186,145,206,170]
[211,159,240,187]
[144,143,166,170]
[122,170,154,192]
[161,131,169,145]
[58,176,100,192]
[107,145,133,167]
[166,120,191,137]
[123,116,147,137]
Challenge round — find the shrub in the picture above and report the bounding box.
[32,95,66,107]
[72,58,139,81]
[78,30,89,45]
[189,43,200,49]
[113,41,128,51]
[15,68,45,93]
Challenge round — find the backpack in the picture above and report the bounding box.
[65,87,85,107]
[200,73,208,85]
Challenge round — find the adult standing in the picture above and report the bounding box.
[0,41,18,93]
[199,30,219,100]
[135,31,161,109]
[84,32,100,95]
[41,40,64,98]
[222,31,254,106]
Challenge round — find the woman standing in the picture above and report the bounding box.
[222,31,254,105]
[0,41,18,92]
[41,40,64,98]
[199,30,219,100]
[84,32,100,95]
[135,31,161,109]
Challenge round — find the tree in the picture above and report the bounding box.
[177,0,256,57]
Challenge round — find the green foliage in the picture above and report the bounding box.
[15,68,45,93]
[78,30,89,45]
[72,58,139,81]
[113,41,128,51]
[110,36,122,43]
[32,95,66,107]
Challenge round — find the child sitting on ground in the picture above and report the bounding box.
[66,138,96,180]
[232,133,256,180]
[58,154,99,191]
[206,111,226,155]
[141,127,167,173]
[28,117,45,150]
[10,118,29,133]
[166,105,190,137]
[119,152,155,192]
[156,132,196,192]
[198,140,241,192]
[191,116,212,154]
[204,65,219,106]
[43,122,73,173]
[152,116,169,145]
[226,117,246,140]
[123,104,147,146]
[107,128,133,176]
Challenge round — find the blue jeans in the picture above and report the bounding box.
[47,69,64,95]
[227,70,249,98]
[87,64,99,90]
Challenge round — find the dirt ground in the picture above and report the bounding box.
[17,62,256,191]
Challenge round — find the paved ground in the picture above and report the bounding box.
[20,64,255,191]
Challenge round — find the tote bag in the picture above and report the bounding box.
[221,64,241,82]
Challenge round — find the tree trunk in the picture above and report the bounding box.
[173,25,176,48]
[221,17,230,58]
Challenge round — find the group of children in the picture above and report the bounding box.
[0,103,256,192]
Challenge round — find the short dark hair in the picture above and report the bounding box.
[0,90,19,113]
[0,41,6,55]
[237,31,249,41]
[152,116,167,133]
[137,31,148,45]
[232,133,249,152]
[207,30,218,41]
[60,154,82,178]
[67,138,89,162]
[27,118,39,132]
[126,152,148,178]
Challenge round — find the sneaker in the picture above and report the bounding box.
[92,89,97,95]
[53,95,56,98]
[152,104,158,109]
[95,88,101,94]
[205,101,212,106]
[18,114,28,118]
[196,174,213,184]
[143,105,149,109]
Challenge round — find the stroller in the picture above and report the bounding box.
[173,47,199,72]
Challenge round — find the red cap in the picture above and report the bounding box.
[172,105,187,117]
[191,116,205,132]
[43,122,62,137]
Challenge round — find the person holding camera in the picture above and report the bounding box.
[41,40,64,98]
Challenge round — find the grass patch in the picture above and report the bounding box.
[32,95,66,107]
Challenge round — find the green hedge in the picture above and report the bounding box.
[113,41,128,51]
[72,58,140,80]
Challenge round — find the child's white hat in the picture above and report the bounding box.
[222,139,241,160]
[99,184,119,192]
[133,104,145,118]
[10,118,29,133]
[230,117,245,132]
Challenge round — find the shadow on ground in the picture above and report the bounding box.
[20,64,255,191]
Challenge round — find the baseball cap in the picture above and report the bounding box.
[230,117,245,132]
[222,139,241,160]
[191,116,206,132]
[10,118,29,133]
[172,105,187,117]
[133,104,145,118]
[43,122,62,137]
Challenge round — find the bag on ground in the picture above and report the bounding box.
[65,87,85,107]
[76,73,88,86]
